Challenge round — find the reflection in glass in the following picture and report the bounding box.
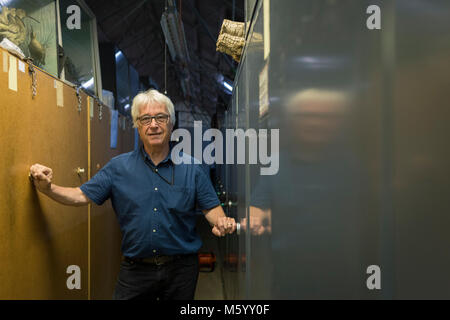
[59,0,95,93]
[115,48,130,114]
[115,48,141,117]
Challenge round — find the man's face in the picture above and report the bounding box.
[137,102,172,149]
[288,99,348,147]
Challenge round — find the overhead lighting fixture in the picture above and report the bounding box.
[81,77,94,89]
[160,3,192,98]
[160,4,190,63]
[0,1,12,7]
[223,81,233,92]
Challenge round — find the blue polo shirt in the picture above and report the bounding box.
[80,147,220,258]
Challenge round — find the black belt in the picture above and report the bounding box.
[123,254,187,266]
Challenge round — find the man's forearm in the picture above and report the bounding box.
[203,205,236,236]
[41,185,90,206]
[203,205,227,226]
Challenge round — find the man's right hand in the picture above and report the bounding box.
[30,163,53,194]
[29,164,90,206]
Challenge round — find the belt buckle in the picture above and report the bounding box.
[155,255,164,266]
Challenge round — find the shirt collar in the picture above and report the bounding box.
[140,144,174,167]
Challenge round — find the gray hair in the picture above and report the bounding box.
[131,89,176,128]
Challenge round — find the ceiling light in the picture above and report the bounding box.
[223,81,233,92]
[81,77,94,89]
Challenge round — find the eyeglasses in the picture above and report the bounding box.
[137,114,170,126]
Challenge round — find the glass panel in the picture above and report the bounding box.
[258,0,373,299]
[129,64,139,98]
[127,63,139,115]
[219,63,248,299]
[394,0,450,299]
[59,0,95,94]
[245,7,272,299]
[245,0,258,32]
[115,48,140,117]
[0,0,58,76]
[236,0,450,299]
[115,48,130,114]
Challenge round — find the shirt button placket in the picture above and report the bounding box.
[152,184,159,255]
[152,176,160,255]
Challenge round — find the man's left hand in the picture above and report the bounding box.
[212,216,236,237]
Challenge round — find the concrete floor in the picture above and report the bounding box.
[194,217,225,300]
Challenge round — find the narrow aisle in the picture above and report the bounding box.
[195,218,225,300]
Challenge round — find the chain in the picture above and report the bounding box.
[76,86,82,113]
[164,0,168,95]
[26,58,37,98]
[97,99,103,121]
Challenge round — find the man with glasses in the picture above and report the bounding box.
[29,89,236,300]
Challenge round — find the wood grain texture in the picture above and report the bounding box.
[0,48,136,299]
[0,48,88,299]
[89,103,122,300]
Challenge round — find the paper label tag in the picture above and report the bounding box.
[8,56,17,91]
[56,82,64,107]
[2,51,8,73]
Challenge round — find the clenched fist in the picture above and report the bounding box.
[29,163,53,193]
[212,216,236,237]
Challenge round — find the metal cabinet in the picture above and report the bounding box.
[218,0,450,299]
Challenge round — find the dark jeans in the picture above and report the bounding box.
[113,254,199,300]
